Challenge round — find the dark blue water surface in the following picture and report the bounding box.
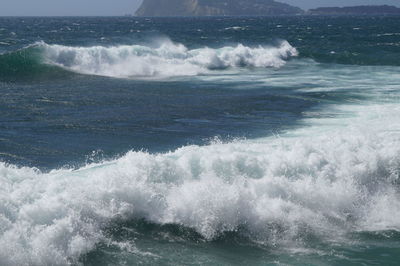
[0,73,318,168]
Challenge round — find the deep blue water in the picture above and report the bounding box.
[1,16,400,265]
[0,75,317,168]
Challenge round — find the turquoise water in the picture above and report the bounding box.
[1,16,400,265]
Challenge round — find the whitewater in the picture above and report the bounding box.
[39,39,297,78]
[1,16,400,265]
[2,101,400,265]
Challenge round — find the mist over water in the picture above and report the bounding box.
[1,16,400,265]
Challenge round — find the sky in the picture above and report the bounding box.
[0,0,399,16]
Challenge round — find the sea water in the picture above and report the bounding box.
[1,16,400,265]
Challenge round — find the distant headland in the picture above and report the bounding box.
[135,0,304,17]
[135,0,400,17]
[308,5,400,15]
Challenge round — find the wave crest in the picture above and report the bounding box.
[40,39,298,78]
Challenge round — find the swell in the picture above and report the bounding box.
[2,39,397,81]
[0,39,298,80]
[299,49,400,67]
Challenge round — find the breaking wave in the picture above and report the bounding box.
[1,101,400,265]
[0,39,298,79]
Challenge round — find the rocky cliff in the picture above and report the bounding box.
[135,0,303,17]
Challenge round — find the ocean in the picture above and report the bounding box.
[0,16,400,265]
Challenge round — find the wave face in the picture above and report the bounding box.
[0,40,297,79]
[0,45,68,80]
[1,100,400,265]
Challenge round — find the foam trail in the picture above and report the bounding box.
[38,39,298,78]
[1,99,400,265]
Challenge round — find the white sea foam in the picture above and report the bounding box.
[1,96,400,265]
[223,26,248,31]
[37,39,297,78]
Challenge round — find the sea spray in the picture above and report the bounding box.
[0,39,297,80]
